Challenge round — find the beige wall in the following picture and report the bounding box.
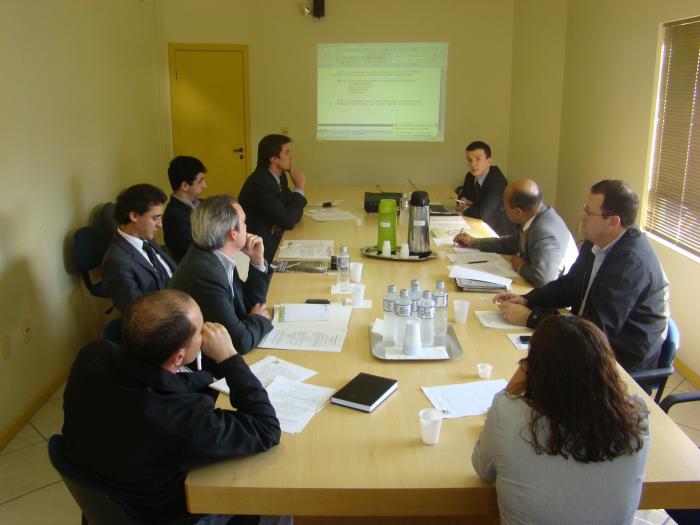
[0,0,168,431]
[556,0,700,373]
[155,0,516,187]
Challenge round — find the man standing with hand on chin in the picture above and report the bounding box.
[169,194,273,373]
[238,134,308,263]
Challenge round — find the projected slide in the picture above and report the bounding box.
[317,43,448,142]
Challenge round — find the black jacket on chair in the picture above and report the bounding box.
[458,166,516,235]
[168,246,273,369]
[238,166,307,263]
[163,197,194,263]
[102,234,177,313]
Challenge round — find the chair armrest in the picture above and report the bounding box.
[630,367,674,383]
[660,391,700,413]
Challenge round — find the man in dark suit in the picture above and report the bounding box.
[63,289,281,523]
[456,141,516,235]
[496,180,669,372]
[238,134,307,263]
[102,184,177,313]
[169,194,272,372]
[163,155,208,262]
[454,179,578,287]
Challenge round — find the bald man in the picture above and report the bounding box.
[62,290,280,523]
[454,179,578,287]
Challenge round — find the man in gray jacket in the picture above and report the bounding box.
[454,179,577,287]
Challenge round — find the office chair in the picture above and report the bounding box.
[47,434,142,525]
[660,391,700,525]
[73,225,110,299]
[101,318,122,345]
[630,318,680,403]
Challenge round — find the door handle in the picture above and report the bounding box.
[233,147,244,152]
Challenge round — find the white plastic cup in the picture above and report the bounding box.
[419,408,443,445]
[454,300,470,324]
[400,243,410,259]
[350,262,363,282]
[477,363,493,379]
[351,283,366,306]
[403,319,421,355]
[381,240,392,257]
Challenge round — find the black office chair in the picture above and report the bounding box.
[47,434,142,525]
[630,318,680,403]
[101,318,122,345]
[660,391,700,525]
[73,225,110,299]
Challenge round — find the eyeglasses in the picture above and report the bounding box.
[581,206,605,218]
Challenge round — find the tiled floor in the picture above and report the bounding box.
[1,375,697,524]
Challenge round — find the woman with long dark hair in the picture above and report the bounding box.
[472,315,649,525]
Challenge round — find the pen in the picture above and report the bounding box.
[453,228,465,247]
[467,260,488,264]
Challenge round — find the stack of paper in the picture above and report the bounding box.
[448,265,512,292]
[447,253,518,279]
[209,355,333,434]
[259,303,353,352]
[421,379,507,417]
[277,240,334,260]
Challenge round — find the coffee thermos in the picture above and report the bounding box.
[408,191,430,257]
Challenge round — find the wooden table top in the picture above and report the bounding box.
[186,187,700,517]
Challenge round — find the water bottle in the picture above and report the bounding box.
[418,290,436,347]
[337,245,351,292]
[399,192,410,226]
[410,279,422,319]
[383,285,398,346]
[433,280,449,345]
[394,289,412,347]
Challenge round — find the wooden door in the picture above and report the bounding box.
[168,44,251,196]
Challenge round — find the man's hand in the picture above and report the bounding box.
[498,302,531,326]
[200,322,238,364]
[453,232,476,247]
[456,198,473,213]
[289,168,306,190]
[493,292,526,305]
[242,234,265,268]
[510,255,526,273]
[249,303,271,320]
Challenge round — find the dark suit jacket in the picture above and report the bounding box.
[458,166,516,235]
[163,197,194,263]
[62,341,280,522]
[102,234,177,313]
[168,246,273,366]
[238,166,307,263]
[476,205,578,287]
[524,226,669,371]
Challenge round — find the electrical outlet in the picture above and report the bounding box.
[0,333,11,360]
[21,318,32,344]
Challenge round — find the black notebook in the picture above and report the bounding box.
[331,373,398,413]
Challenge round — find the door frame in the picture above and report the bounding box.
[167,43,252,177]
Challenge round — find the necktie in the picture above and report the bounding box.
[142,241,169,288]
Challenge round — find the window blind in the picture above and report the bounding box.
[646,17,700,257]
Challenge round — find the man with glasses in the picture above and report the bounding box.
[495,180,669,371]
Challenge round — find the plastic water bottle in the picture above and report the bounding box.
[394,289,412,347]
[337,245,351,292]
[399,193,410,226]
[433,280,449,345]
[383,285,398,346]
[418,290,436,347]
[410,279,422,319]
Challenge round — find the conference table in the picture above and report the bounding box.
[186,187,700,524]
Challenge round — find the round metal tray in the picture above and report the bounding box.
[360,246,437,262]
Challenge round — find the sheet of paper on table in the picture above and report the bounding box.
[448,265,513,288]
[453,246,481,254]
[421,379,508,418]
[475,310,525,330]
[430,216,472,246]
[276,303,331,322]
[266,376,334,433]
[304,208,357,222]
[259,303,353,352]
[208,355,318,393]
[447,252,518,279]
[277,239,334,260]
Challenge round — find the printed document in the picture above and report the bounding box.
[422,379,507,417]
[209,355,317,393]
[266,376,334,433]
[475,311,525,330]
[277,240,334,260]
[448,265,513,288]
[276,303,331,322]
[447,253,518,279]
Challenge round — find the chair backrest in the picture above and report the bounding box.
[47,435,142,525]
[99,202,118,237]
[102,318,123,345]
[658,318,680,369]
[73,225,110,273]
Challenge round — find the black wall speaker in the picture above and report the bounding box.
[313,0,325,18]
